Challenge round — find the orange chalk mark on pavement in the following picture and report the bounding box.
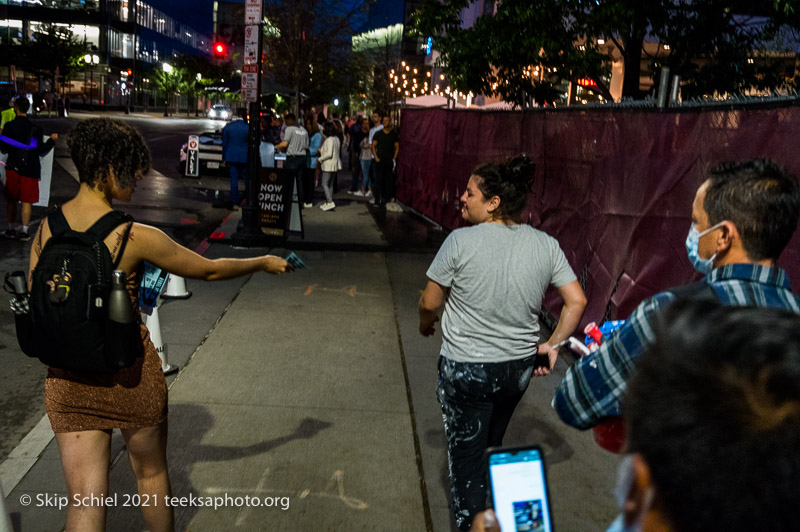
[304,285,317,296]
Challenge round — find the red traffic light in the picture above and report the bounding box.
[214,42,226,57]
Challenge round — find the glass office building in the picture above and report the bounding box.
[0,0,214,108]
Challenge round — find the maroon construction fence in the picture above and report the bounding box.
[395,103,800,324]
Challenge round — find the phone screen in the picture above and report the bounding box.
[487,446,553,532]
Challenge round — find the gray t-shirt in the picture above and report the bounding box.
[284,125,309,156]
[426,223,576,363]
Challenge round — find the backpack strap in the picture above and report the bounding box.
[46,206,71,237]
[112,221,134,269]
[86,211,135,269]
[86,211,134,240]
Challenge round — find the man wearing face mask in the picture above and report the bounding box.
[552,158,800,431]
[472,299,800,532]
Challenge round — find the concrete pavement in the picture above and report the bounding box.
[1,172,620,531]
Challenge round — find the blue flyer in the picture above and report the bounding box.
[139,261,169,314]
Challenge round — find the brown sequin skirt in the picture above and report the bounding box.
[45,320,168,433]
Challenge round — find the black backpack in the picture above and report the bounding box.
[23,207,142,373]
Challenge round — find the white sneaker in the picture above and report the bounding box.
[321,202,335,211]
[354,190,365,197]
[303,202,313,208]
[368,198,376,205]
[386,202,403,213]
[365,190,373,197]
[347,190,355,195]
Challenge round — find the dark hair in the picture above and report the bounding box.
[704,159,800,261]
[67,118,150,189]
[472,154,535,220]
[304,115,317,136]
[626,299,800,532]
[285,113,296,123]
[15,97,30,113]
[322,121,337,138]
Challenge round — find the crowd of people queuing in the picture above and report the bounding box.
[4,92,800,531]
[224,105,400,213]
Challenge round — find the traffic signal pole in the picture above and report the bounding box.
[231,1,271,247]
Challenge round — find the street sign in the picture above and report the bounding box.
[258,168,295,237]
[186,135,199,176]
[244,25,259,64]
[241,62,258,101]
[241,74,257,90]
[245,0,260,24]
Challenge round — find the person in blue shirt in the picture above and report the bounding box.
[305,115,323,207]
[553,159,800,430]
[221,109,249,209]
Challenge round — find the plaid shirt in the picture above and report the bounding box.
[552,264,800,429]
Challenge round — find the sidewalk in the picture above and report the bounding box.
[1,182,620,531]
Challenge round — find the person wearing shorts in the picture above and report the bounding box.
[0,97,57,241]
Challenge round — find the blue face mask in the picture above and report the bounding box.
[606,455,654,532]
[685,222,724,274]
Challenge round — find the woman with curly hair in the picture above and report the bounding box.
[29,118,293,531]
[418,155,587,531]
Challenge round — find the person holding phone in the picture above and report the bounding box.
[418,154,586,531]
[30,118,293,532]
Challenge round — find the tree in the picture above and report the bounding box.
[261,0,372,114]
[16,24,85,91]
[151,65,189,116]
[349,24,403,114]
[412,0,611,107]
[172,54,238,116]
[650,2,793,98]
[412,0,799,103]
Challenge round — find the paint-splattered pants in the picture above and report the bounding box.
[437,355,535,531]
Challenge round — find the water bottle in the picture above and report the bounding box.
[5,270,28,297]
[108,270,135,323]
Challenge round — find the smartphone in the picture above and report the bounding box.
[533,354,551,370]
[487,445,553,532]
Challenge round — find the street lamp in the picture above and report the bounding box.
[84,53,99,109]
[162,62,173,116]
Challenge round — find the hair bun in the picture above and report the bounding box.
[505,154,535,191]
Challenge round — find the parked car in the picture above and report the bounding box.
[207,104,232,120]
[179,130,227,177]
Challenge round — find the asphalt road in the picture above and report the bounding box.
[0,112,236,462]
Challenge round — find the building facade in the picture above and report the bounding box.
[0,0,214,108]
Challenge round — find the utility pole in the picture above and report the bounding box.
[232,0,271,247]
